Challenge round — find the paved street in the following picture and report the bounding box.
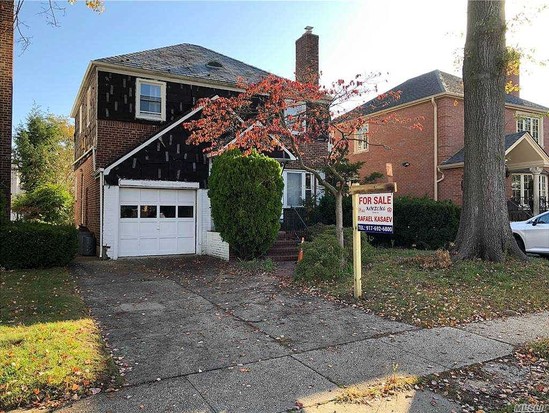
[56,257,532,413]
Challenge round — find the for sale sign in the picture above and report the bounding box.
[356,193,393,234]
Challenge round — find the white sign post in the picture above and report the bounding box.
[350,183,397,299]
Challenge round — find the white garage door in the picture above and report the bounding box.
[118,188,196,257]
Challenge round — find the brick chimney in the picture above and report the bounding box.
[0,0,14,218]
[295,26,319,85]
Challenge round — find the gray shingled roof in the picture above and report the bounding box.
[340,70,549,121]
[442,131,527,166]
[95,43,271,86]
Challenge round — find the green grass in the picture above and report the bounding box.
[0,268,118,410]
[237,257,276,273]
[299,248,549,328]
[526,338,549,359]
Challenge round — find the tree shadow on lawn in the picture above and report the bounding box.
[0,267,119,411]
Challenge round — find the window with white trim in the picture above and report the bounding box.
[511,173,549,208]
[86,87,91,126]
[355,124,369,152]
[284,171,318,208]
[136,78,166,121]
[516,115,541,144]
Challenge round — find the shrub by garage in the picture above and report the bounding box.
[208,149,283,260]
[0,222,78,269]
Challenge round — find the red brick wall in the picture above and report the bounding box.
[348,100,435,199]
[74,155,100,245]
[437,97,465,163]
[0,1,13,217]
[96,120,158,168]
[438,167,463,205]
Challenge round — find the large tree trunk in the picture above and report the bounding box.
[454,0,526,261]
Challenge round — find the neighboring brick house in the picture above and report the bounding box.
[0,1,14,218]
[338,69,549,217]
[72,29,326,259]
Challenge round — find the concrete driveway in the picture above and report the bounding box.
[58,257,513,413]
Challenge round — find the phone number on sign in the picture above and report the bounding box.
[357,224,393,234]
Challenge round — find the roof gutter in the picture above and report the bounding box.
[431,97,439,200]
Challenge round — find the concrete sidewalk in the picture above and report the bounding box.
[56,257,548,413]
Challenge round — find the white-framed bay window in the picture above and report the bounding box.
[136,78,166,121]
[516,114,542,145]
[283,170,321,208]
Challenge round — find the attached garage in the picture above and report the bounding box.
[118,187,196,257]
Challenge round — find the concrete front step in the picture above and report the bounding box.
[267,254,298,262]
[268,246,299,254]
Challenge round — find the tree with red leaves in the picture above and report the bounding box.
[184,74,389,250]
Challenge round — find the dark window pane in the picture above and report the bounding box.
[120,205,138,218]
[160,206,176,218]
[178,205,194,218]
[140,205,157,218]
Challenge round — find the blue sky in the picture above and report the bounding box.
[13,0,549,129]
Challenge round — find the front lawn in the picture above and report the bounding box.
[297,248,549,328]
[0,268,118,410]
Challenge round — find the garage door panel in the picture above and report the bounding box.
[120,188,141,203]
[177,221,195,237]
[140,189,160,203]
[119,239,139,257]
[118,187,196,257]
[159,221,178,236]
[139,222,159,238]
[159,238,178,254]
[177,191,194,204]
[159,190,178,204]
[139,238,159,254]
[177,238,195,254]
[120,221,139,239]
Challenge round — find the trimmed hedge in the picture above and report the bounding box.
[312,195,460,250]
[372,197,461,249]
[0,222,78,269]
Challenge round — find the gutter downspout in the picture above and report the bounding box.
[98,168,105,259]
[431,97,439,200]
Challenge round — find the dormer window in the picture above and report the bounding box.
[136,78,166,121]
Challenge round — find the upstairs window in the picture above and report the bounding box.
[136,78,166,121]
[517,115,541,144]
[355,124,369,152]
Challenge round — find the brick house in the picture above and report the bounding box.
[339,69,549,218]
[0,1,14,219]
[72,29,326,259]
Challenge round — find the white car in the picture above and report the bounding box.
[511,211,549,256]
